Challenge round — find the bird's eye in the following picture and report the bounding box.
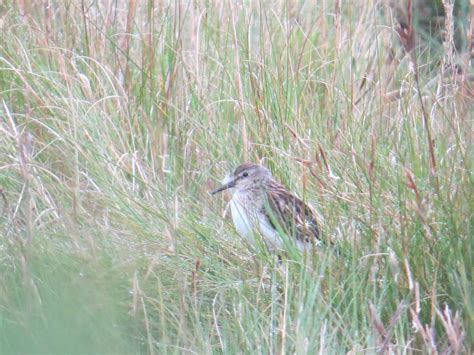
[242,172,248,177]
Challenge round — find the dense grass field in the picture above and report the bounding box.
[0,1,472,353]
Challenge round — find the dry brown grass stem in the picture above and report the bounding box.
[396,0,439,193]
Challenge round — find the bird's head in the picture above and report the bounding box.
[211,163,273,195]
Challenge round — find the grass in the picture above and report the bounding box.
[0,1,472,353]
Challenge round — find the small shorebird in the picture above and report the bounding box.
[211,163,321,252]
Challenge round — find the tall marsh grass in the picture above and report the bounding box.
[0,1,472,353]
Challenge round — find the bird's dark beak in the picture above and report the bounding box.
[211,179,236,195]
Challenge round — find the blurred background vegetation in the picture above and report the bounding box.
[0,0,472,353]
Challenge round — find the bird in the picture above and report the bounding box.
[211,163,322,253]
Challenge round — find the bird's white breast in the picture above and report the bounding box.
[230,195,255,244]
[230,193,283,251]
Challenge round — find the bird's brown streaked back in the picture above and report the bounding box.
[264,184,320,245]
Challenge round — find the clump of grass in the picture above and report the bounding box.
[0,1,471,353]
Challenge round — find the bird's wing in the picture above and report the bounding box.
[263,187,321,245]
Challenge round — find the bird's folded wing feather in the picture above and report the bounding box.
[263,188,320,244]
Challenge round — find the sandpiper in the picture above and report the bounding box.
[211,163,322,252]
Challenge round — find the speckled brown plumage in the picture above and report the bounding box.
[264,181,320,245]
